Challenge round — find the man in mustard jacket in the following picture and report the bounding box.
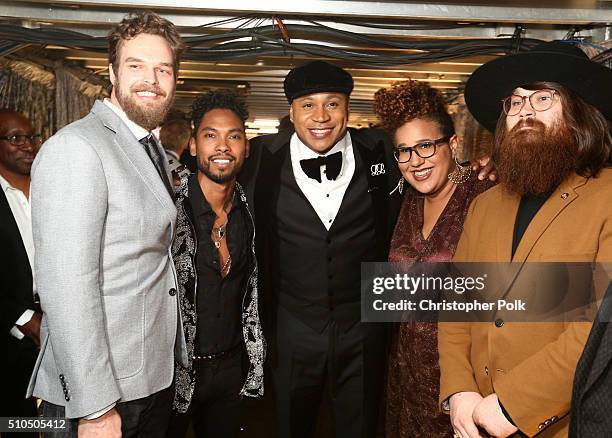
[438,41,612,438]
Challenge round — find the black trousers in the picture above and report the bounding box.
[0,335,38,438]
[39,385,173,438]
[166,349,244,438]
[273,305,388,438]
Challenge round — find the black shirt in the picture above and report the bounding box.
[188,175,251,355]
[512,192,552,258]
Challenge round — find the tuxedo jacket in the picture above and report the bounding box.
[241,128,402,333]
[27,101,187,418]
[439,170,612,437]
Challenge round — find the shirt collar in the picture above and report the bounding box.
[291,130,351,177]
[103,98,150,141]
[0,173,16,193]
[188,173,239,218]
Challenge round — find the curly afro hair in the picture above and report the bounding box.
[191,90,249,133]
[373,80,454,137]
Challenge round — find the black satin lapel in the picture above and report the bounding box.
[353,136,391,250]
[254,141,287,226]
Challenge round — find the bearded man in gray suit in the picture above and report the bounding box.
[28,12,187,438]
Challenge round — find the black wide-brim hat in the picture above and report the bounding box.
[284,60,354,103]
[465,40,612,132]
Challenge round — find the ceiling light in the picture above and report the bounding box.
[249,118,280,127]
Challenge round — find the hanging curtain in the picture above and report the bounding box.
[451,96,493,162]
[0,58,55,139]
[0,58,108,138]
[54,67,107,130]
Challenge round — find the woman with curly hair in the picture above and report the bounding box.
[374,80,494,438]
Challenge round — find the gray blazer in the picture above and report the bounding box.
[27,101,188,419]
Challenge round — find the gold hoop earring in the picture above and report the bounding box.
[448,156,472,184]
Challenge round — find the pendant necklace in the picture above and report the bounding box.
[212,221,227,249]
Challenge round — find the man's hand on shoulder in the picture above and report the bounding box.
[472,393,518,438]
[471,156,497,182]
[78,407,121,438]
[450,391,484,438]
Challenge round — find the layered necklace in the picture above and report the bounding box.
[211,193,233,277]
[211,221,227,249]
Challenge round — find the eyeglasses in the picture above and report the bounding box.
[393,136,451,163]
[0,134,43,148]
[501,89,558,116]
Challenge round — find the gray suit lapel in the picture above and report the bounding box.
[91,101,175,211]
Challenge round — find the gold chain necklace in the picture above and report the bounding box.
[220,254,232,277]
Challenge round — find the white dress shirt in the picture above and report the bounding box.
[0,173,36,340]
[103,98,149,141]
[290,131,355,230]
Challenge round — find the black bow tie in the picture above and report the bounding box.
[299,151,342,183]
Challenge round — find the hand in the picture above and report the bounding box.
[472,394,518,438]
[471,156,497,182]
[18,311,41,348]
[78,408,122,438]
[171,171,181,189]
[450,391,485,438]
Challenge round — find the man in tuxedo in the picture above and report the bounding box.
[243,61,402,438]
[0,109,41,436]
[29,11,187,437]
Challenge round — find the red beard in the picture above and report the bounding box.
[114,80,173,131]
[493,118,578,196]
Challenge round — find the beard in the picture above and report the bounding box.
[493,118,578,196]
[114,80,174,131]
[197,154,244,184]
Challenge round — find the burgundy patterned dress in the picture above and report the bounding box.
[384,175,494,438]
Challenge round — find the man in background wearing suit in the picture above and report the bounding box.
[160,118,191,165]
[0,109,41,437]
[160,118,192,187]
[29,11,187,438]
[245,61,402,438]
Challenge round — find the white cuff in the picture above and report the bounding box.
[10,309,35,339]
[83,403,116,420]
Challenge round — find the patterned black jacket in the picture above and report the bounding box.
[171,176,265,413]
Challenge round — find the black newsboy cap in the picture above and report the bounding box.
[284,60,354,103]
